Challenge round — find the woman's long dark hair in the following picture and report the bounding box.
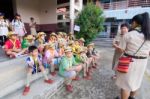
[131,12,150,40]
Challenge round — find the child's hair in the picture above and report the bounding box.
[120,23,130,29]
[28,46,38,53]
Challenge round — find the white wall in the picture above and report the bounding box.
[39,0,57,24]
[15,0,57,24]
[15,0,40,23]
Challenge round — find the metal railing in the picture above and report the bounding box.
[98,0,150,10]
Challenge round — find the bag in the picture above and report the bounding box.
[116,40,146,73]
[116,57,133,73]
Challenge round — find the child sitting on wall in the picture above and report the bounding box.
[43,42,59,76]
[23,45,54,96]
[59,47,82,92]
[4,31,24,58]
[22,34,35,50]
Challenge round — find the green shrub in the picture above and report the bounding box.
[75,3,105,45]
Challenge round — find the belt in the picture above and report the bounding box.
[124,53,147,59]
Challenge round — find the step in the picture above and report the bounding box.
[3,75,64,99]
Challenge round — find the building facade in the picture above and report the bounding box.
[0,0,83,34]
[96,0,150,38]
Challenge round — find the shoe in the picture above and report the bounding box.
[51,71,57,76]
[87,71,91,76]
[92,65,97,69]
[128,96,135,99]
[44,79,54,84]
[115,96,120,99]
[22,86,30,96]
[111,75,117,80]
[66,85,73,92]
[73,76,80,81]
[83,75,92,80]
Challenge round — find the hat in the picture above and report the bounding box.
[58,32,63,36]
[8,31,18,37]
[15,13,21,17]
[48,42,54,48]
[63,32,67,36]
[0,12,4,16]
[37,32,45,38]
[79,38,85,42]
[65,47,72,53]
[78,47,85,53]
[87,43,94,47]
[68,40,74,45]
[50,32,57,37]
[26,35,34,40]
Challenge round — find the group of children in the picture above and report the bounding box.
[2,30,99,95]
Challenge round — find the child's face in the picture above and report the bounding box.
[75,41,79,45]
[66,51,73,58]
[11,35,17,40]
[88,46,93,50]
[31,49,38,57]
[28,39,33,43]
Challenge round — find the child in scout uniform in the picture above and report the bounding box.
[22,35,35,50]
[68,40,76,54]
[78,38,85,47]
[49,32,58,49]
[57,42,65,57]
[75,47,92,80]
[68,32,75,41]
[23,46,54,96]
[74,40,81,55]
[4,31,24,58]
[43,42,59,76]
[59,47,82,92]
[35,32,46,53]
[87,43,98,69]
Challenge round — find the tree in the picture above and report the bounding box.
[75,3,105,45]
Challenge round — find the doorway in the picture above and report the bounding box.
[0,0,14,21]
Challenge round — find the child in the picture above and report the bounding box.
[59,47,82,92]
[57,42,65,57]
[87,43,99,69]
[23,46,54,96]
[22,35,35,50]
[74,40,80,55]
[0,12,9,46]
[11,13,27,41]
[35,32,46,53]
[68,40,76,54]
[75,47,92,80]
[43,42,59,76]
[4,31,24,58]
[78,38,85,47]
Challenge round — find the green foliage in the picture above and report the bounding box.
[75,3,105,45]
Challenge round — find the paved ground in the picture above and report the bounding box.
[51,38,120,99]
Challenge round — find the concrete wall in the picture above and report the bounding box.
[39,0,57,24]
[15,0,57,24]
[15,0,40,23]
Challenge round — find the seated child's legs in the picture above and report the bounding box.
[63,71,76,79]
[6,51,17,57]
[39,65,49,80]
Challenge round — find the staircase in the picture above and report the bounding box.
[0,55,64,99]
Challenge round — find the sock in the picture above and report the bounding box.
[42,71,48,80]
[65,78,72,85]
[26,73,31,87]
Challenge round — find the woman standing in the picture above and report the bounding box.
[12,13,27,41]
[0,12,9,46]
[112,23,129,79]
[29,17,37,36]
[116,12,150,99]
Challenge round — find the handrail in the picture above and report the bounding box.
[99,0,150,10]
